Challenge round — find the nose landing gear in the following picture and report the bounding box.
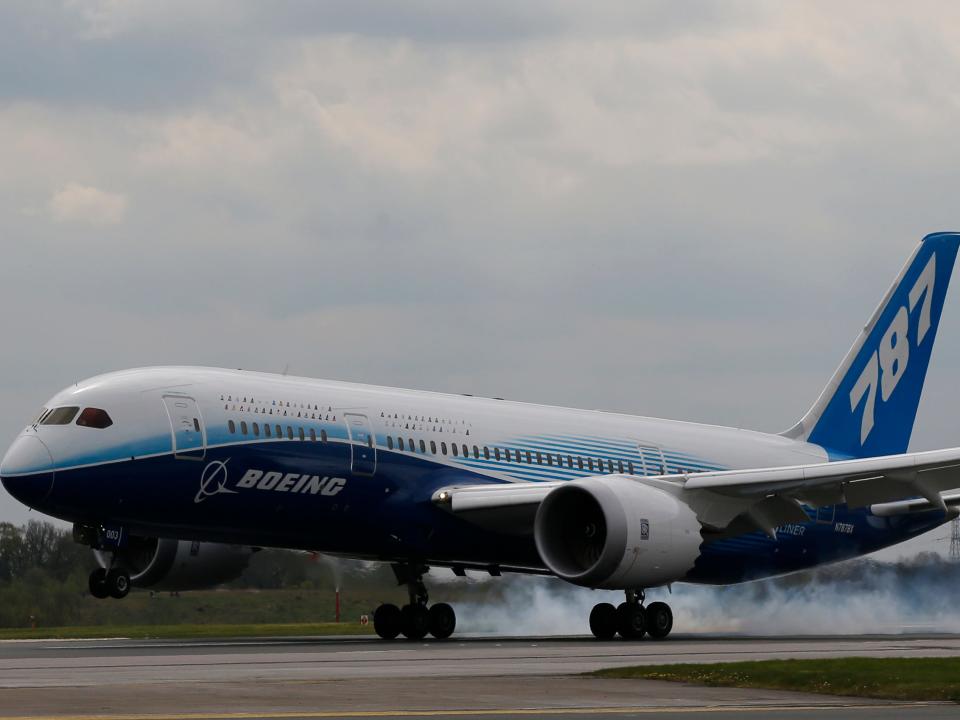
[373,564,457,641]
[589,590,673,640]
[88,567,131,599]
[75,523,132,600]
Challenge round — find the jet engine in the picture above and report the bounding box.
[93,537,256,591]
[533,476,702,589]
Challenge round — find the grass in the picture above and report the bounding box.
[0,621,374,640]
[591,657,960,702]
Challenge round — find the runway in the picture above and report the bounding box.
[1,634,958,719]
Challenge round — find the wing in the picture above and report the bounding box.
[433,447,960,539]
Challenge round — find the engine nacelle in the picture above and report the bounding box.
[94,537,255,591]
[534,476,702,589]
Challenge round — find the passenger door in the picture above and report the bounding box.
[345,413,376,475]
[637,443,667,476]
[162,395,206,460]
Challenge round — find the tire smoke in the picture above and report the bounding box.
[455,553,960,636]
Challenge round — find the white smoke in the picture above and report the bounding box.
[454,557,960,636]
[457,580,621,636]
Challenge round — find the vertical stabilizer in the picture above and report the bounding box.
[784,232,960,459]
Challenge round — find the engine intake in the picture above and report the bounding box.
[534,476,702,589]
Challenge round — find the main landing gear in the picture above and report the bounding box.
[88,566,131,600]
[588,590,673,640]
[373,564,456,641]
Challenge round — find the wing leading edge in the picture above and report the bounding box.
[434,447,960,540]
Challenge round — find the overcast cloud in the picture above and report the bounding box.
[1,1,959,556]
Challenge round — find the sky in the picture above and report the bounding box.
[1,1,959,558]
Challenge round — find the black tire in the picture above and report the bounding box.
[373,603,402,640]
[106,568,131,599]
[616,602,646,639]
[88,568,109,599]
[645,601,673,640]
[589,602,618,640]
[400,603,431,640]
[428,603,456,640]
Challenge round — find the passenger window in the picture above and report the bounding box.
[473,445,480,458]
[546,453,552,466]
[287,426,293,439]
[578,457,583,470]
[299,427,305,441]
[42,406,80,425]
[419,439,426,453]
[484,446,490,460]
[628,461,634,474]
[526,451,532,464]
[275,424,282,438]
[567,455,573,468]
[265,424,272,438]
[387,437,394,450]
[588,458,594,471]
[441,442,447,455]
[451,443,458,457]
[494,448,501,461]
[462,444,468,457]
[193,418,201,432]
[310,428,316,441]
[321,429,328,442]
[607,460,614,473]
[430,441,437,454]
[504,449,511,462]
[240,421,248,435]
[253,423,260,437]
[228,420,236,434]
[536,451,542,464]
[618,460,624,473]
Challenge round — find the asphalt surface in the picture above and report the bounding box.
[1,634,958,719]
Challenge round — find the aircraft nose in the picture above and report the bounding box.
[0,434,55,508]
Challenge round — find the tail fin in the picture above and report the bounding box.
[784,232,960,459]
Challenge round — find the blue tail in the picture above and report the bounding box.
[784,232,960,459]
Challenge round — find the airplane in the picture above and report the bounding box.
[4,232,960,641]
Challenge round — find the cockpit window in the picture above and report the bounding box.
[41,406,79,425]
[32,408,49,425]
[76,408,113,429]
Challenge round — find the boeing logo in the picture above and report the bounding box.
[195,460,238,504]
[195,462,346,504]
[236,468,346,496]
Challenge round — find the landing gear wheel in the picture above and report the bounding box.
[88,568,109,599]
[617,602,646,639]
[645,601,673,640]
[106,568,131,599]
[428,603,456,640]
[374,603,402,640]
[589,602,618,640]
[400,604,431,640]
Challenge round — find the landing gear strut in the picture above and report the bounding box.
[88,566,131,600]
[76,523,132,600]
[373,564,457,641]
[589,590,673,641]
